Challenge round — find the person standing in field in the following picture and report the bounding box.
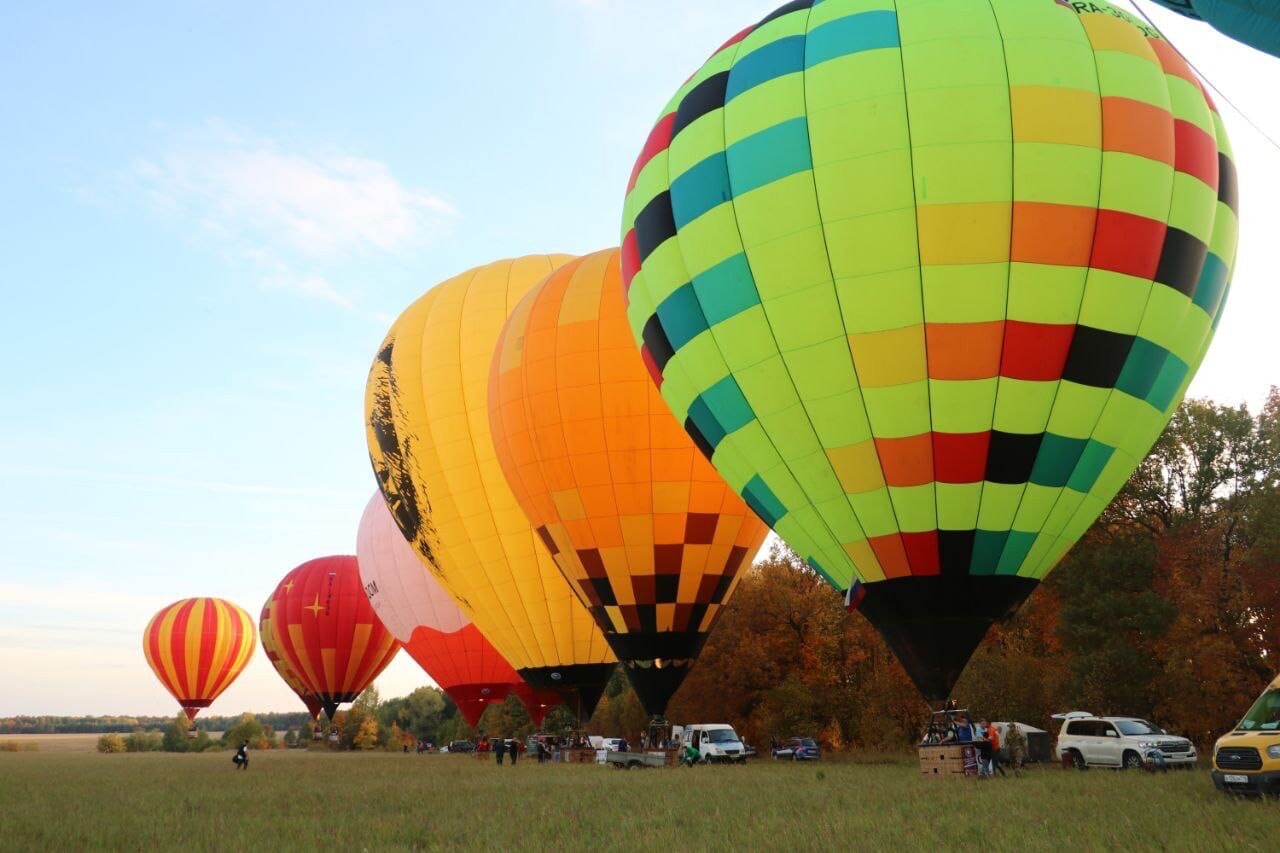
[494,737,506,766]
[1004,724,1027,775]
[972,720,990,777]
[233,740,249,770]
[983,720,1006,777]
[508,738,518,765]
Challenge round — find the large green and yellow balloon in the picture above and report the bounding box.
[621,0,1238,699]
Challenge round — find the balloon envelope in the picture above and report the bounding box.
[259,595,322,721]
[621,0,1238,699]
[356,492,561,726]
[489,248,769,715]
[365,255,616,721]
[1150,0,1280,58]
[270,556,401,719]
[143,597,255,720]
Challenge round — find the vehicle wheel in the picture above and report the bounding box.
[1070,750,1087,770]
[1122,751,1143,770]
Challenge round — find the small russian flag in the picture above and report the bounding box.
[844,581,866,613]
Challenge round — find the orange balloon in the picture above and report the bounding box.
[489,248,769,715]
[143,597,255,721]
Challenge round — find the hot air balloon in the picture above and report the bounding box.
[143,597,255,721]
[356,492,562,727]
[270,556,401,719]
[621,0,1238,700]
[1149,0,1280,59]
[259,594,322,721]
[488,249,770,716]
[365,256,617,722]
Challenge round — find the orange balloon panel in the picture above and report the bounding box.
[143,597,255,721]
[489,248,769,714]
[271,556,401,720]
[260,595,322,721]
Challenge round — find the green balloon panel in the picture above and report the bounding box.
[621,0,1238,593]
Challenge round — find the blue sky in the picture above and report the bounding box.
[2,1,1278,716]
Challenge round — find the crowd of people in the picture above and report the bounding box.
[924,707,1029,778]
[475,734,601,764]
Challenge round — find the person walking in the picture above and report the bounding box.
[495,737,506,766]
[508,738,519,765]
[233,740,249,770]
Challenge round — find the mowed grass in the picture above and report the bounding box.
[0,751,1273,851]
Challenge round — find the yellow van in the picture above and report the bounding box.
[1212,674,1280,795]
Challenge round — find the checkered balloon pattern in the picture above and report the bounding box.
[620,0,1237,697]
[489,249,769,715]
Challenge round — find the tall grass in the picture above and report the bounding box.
[0,751,1272,851]
[0,741,38,752]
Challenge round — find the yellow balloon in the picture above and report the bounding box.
[366,256,616,718]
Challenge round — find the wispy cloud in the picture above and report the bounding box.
[259,268,352,308]
[128,119,454,307]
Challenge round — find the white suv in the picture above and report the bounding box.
[1054,712,1197,769]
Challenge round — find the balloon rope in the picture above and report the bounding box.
[1123,0,1280,154]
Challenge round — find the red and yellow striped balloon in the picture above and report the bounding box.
[142,597,256,721]
[270,556,401,719]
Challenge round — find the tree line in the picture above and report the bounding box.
[3,711,313,735]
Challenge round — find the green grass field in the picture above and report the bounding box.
[0,750,1272,851]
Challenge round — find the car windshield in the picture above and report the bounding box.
[704,729,738,744]
[1115,720,1161,736]
[1238,689,1280,731]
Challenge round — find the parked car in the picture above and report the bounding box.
[526,733,561,755]
[1212,673,1280,795]
[772,737,820,761]
[1053,712,1197,769]
[443,740,476,754]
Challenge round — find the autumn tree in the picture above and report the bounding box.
[587,671,647,742]
[337,685,388,750]
[353,715,380,750]
[668,546,924,749]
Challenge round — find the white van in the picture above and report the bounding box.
[674,724,747,764]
